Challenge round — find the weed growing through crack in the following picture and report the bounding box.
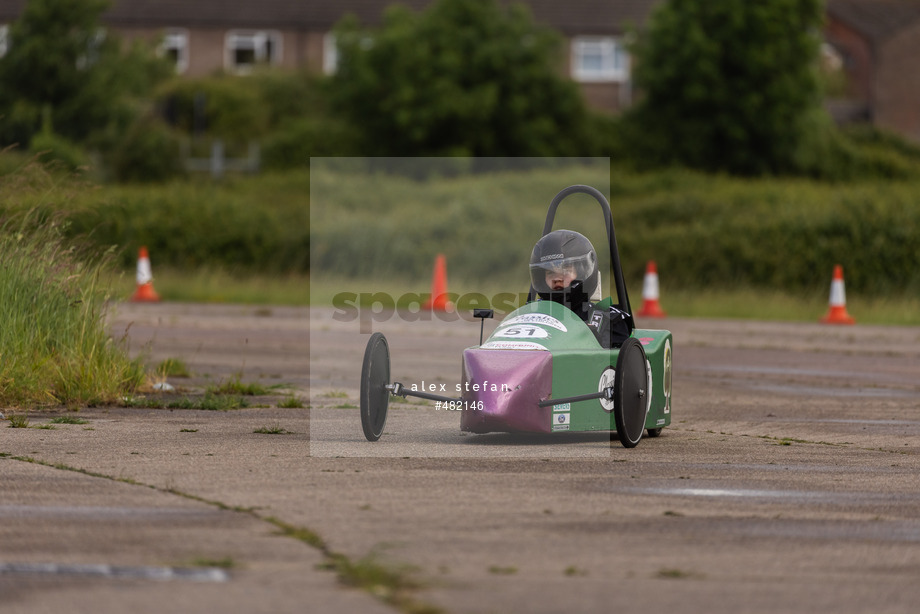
[156,357,192,378]
[277,394,304,408]
[207,375,269,396]
[7,414,30,428]
[49,416,89,425]
[657,568,701,579]
[121,393,249,411]
[253,425,293,435]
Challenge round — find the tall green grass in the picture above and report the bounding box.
[0,164,145,408]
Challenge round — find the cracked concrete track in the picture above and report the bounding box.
[1,303,919,613]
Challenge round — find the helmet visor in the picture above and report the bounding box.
[530,252,597,292]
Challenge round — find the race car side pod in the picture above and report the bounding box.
[385,382,464,405]
[537,387,616,408]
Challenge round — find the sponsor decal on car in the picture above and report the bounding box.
[552,412,570,431]
[499,314,568,332]
[479,340,548,351]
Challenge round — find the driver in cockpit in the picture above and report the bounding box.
[529,229,631,349]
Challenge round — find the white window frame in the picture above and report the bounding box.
[225,29,282,74]
[159,28,189,74]
[0,24,9,58]
[571,36,629,83]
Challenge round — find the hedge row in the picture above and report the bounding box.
[2,159,918,296]
[613,171,920,294]
[312,165,920,296]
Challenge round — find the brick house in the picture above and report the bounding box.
[4,0,920,140]
[0,0,660,115]
[825,0,920,142]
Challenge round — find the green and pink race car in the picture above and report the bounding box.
[360,185,672,448]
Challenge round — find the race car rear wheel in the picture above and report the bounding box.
[360,332,390,441]
[613,337,648,448]
[647,427,663,438]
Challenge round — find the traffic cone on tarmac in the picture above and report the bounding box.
[637,260,667,318]
[422,253,453,311]
[820,264,854,325]
[130,246,161,302]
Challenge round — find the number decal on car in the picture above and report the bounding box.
[494,325,549,339]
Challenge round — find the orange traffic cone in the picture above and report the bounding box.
[422,254,453,311]
[130,246,161,302]
[637,260,667,317]
[820,264,854,324]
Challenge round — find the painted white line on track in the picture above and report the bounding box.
[0,562,229,582]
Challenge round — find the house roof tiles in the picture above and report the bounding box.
[827,0,920,44]
[0,1,661,35]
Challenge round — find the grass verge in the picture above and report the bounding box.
[310,274,920,326]
[0,168,144,408]
[103,266,920,327]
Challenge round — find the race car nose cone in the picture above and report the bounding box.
[460,349,552,434]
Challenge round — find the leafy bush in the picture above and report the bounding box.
[157,75,269,145]
[329,0,597,156]
[64,171,311,272]
[247,71,330,128]
[108,116,185,183]
[261,117,362,170]
[0,0,171,147]
[29,131,88,172]
[625,0,825,176]
[156,71,351,167]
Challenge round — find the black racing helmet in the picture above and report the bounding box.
[529,229,599,301]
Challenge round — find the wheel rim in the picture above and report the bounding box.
[360,332,390,441]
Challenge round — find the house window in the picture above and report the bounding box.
[323,33,338,75]
[323,33,373,75]
[0,24,9,58]
[160,29,189,74]
[571,36,629,83]
[76,28,106,70]
[225,30,281,74]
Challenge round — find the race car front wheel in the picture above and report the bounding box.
[613,337,648,448]
[360,332,390,441]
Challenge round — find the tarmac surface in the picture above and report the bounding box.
[1,302,919,613]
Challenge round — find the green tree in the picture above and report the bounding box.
[329,0,595,157]
[624,0,825,175]
[0,0,170,148]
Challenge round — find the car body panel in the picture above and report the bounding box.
[460,299,672,435]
